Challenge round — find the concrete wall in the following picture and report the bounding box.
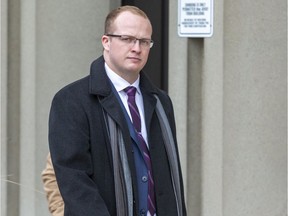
[2,1,120,215]
[1,0,287,215]
[169,0,287,216]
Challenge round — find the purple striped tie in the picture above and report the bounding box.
[124,86,156,216]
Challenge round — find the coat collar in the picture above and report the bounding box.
[88,56,165,212]
[89,55,159,144]
[89,55,159,97]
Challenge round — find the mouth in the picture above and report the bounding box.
[127,56,141,62]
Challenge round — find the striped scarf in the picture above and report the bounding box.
[105,95,183,216]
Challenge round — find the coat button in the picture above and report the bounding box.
[140,209,146,216]
[141,175,148,182]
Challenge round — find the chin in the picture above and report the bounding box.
[126,65,143,73]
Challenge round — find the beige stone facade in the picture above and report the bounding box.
[1,0,287,215]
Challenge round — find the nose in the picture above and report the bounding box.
[131,40,141,52]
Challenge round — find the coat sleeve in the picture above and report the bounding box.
[41,153,64,216]
[48,90,111,216]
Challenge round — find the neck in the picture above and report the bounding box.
[103,53,140,84]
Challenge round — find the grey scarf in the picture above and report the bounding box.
[105,95,183,216]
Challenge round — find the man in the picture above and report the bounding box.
[48,5,186,216]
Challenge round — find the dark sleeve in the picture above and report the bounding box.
[48,90,110,216]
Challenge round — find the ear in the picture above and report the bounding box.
[102,35,110,51]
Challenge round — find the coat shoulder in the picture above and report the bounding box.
[53,76,90,99]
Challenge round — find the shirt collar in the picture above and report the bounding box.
[105,63,140,94]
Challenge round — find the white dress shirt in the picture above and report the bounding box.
[105,63,156,216]
[105,63,149,146]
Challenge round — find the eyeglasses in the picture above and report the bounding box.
[105,34,154,48]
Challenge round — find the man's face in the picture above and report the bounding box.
[102,11,152,83]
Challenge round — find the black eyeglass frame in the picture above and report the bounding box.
[105,34,154,48]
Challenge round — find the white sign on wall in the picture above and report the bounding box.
[178,0,213,37]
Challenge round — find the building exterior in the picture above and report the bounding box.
[1,0,287,215]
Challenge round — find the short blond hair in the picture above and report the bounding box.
[104,5,151,34]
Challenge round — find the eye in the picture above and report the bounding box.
[140,39,150,47]
[120,36,135,43]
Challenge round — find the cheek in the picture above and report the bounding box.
[111,45,128,56]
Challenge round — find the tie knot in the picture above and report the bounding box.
[124,86,137,97]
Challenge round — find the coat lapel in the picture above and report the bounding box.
[87,56,174,213]
[139,72,158,146]
[89,56,128,131]
[88,56,136,173]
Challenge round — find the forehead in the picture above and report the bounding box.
[112,11,152,34]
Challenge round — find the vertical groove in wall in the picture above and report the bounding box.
[1,0,8,215]
[6,0,21,215]
[187,38,204,216]
[19,0,37,215]
[161,0,169,91]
